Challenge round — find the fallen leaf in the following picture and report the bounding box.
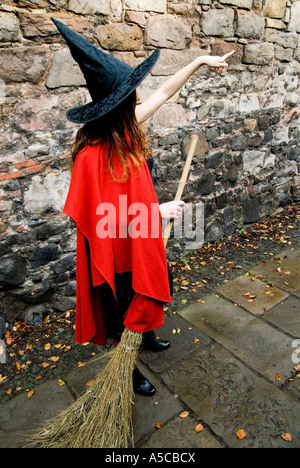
[49,356,60,362]
[41,362,50,368]
[0,375,7,383]
[58,379,65,387]
[281,433,293,442]
[86,380,95,387]
[77,362,85,368]
[195,424,204,433]
[194,338,200,344]
[179,411,189,419]
[274,373,281,382]
[155,422,163,429]
[44,343,51,351]
[236,429,246,440]
[27,390,35,398]
[6,389,13,396]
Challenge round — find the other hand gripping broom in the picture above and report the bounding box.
[32,133,199,449]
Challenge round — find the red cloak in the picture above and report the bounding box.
[63,142,171,345]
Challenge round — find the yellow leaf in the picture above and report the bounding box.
[49,356,60,362]
[6,389,12,396]
[281,433,293,442]
[44,343,51,351]
[86,380,95,387]
[0,375,7,383]
[195,424,204,433]
[274,373,281,382]
[236,429,246,440]
[155,422,163,429]
[27,390,35,398]
[77,362,85,368]
[58,379,65,387]
[194,338,200,344]
[179,411,189,419]
[41,362,50,368]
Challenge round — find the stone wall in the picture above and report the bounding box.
[0,0,299,325]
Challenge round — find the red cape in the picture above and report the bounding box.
[64,142,171,345]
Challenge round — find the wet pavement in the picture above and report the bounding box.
[0,244,299,449]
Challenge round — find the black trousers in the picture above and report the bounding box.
[99,272,134,341]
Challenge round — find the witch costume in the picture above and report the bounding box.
[53,19,171,389]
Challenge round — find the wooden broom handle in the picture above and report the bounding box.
[163,133,199,248]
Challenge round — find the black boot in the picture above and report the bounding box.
[141,331,170,353]
[133,367,156,397]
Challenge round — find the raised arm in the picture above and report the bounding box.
[136,51,235,125]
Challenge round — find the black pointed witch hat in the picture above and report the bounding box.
[52,19,160,124]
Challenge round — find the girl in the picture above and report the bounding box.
[52,19,234,397]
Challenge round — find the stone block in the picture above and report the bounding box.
[0,253,26,289]
[202,8,234,37]
[18,11,58,38]
[265,28,298,49]
[288,1,300,33]
[238,93,260,113]
[68,0,112,15]
[46,49,86,89]
[125,0,167,13]
[0,13,20,42]
[152,48,203,76]
[243,149,275,175]
[24,172,71,216]
[243,43,275,65]
[151,103,196,130]
[145,14,192,50]
[263,0,287,19]
[0,46,49,84]
[219,0,253,9]
[96,23,143,51]
[236,10,265,39]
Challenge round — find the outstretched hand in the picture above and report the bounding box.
[203,50,235,74]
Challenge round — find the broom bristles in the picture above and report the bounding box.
[32,328,143,448]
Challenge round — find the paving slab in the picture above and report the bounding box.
[0,379,74,448]
[264,295,300,338]
[63,348,184,446]
[132,361,183,444]
[161,343,300,448]
[139,413,225,449]
[140,314,211,374]
[178,294,296,383]
[218,275,289,315]
[250,247,300,297]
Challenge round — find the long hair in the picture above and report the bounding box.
[70,92,150,181]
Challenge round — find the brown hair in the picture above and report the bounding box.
[70,91,150,181]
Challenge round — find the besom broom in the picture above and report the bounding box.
[32,133,198,449]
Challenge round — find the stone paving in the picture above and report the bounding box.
[0,246,299,449]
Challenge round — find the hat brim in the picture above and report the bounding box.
[67,49,160,124]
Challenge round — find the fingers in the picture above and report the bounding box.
[222,50,235,60]
[160,200,185,220]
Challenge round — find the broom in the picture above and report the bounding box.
[32,327,142,448]
[32,133,199,449]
